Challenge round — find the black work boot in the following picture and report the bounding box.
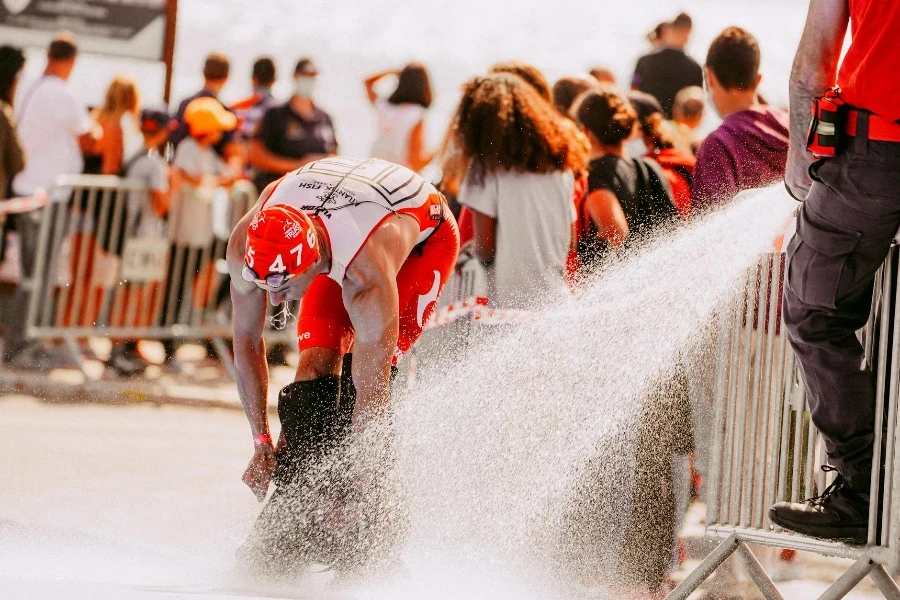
[769,466,871,545]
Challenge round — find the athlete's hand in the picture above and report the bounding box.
[242,443,276,502]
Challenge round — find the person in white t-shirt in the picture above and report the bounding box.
[452,72,588,310]
[6,33,98,370]
[105,108,174,377]
[365,63,434,172]
[12,32,96,198]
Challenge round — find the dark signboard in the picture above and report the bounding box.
[0,0,168,60]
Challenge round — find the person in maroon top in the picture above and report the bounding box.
[691,27,789,210]
[771,0,900,544]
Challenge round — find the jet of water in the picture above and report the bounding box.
[343,186,796,599]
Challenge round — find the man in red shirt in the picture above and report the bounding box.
[772,0,900,544]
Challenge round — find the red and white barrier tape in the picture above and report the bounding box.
[424,296,535,330]
[0,189,48,215]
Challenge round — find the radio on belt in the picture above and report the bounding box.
[807,87,846,158]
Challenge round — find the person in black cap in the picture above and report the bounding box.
[129,108,175,216]
[248,57,338,192]
[106,107,176,376]
[631,12,703,118]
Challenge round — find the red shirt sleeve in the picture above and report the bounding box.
[458,206,474,246]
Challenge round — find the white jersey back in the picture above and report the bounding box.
[261,156,444,284]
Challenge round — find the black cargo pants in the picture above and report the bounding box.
[784,113,900,478]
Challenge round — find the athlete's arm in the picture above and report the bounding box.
[227,191,275,501]
[585,189,629,248]
[786,0,849,201]
[341,224,411,426]
[343,277,400,426]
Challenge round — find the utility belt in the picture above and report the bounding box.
[808,88,900,157]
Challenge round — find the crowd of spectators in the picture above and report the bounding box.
[0,20,790,342]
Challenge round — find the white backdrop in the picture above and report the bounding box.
[16,0,811,157]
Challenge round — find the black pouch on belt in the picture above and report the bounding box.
[807,87,847,158]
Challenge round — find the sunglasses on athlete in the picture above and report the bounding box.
[241,264,296,290]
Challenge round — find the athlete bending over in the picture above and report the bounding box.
[228,156,458,567]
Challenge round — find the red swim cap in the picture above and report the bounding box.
[244,204,319,279]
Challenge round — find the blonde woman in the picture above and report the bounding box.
[86,76,141,176]
[67,77,141,348]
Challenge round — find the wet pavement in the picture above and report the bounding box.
[0,395,892,599]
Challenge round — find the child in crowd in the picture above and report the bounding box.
[172,97,237,191]
[128,108,174,218]
[159,97,236,367]
[106,108,175,376]
[671,86,705,155]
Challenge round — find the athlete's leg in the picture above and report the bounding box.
[295,347,342,380]
[274,275,354,487]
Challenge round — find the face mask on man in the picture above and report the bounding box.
[293,76,317,99]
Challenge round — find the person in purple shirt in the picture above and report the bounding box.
[692,27,789,210]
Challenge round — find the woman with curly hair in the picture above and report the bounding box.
[489,60,552,102]
[452,72,588,309]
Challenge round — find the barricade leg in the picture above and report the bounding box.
[817,558,876,600]
[211,337,235,380]
[62,337,86,374]
[869,565,900,600]
[735,542,783,600]
[666,533,739,600]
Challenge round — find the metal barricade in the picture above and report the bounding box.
[669,249,900,600]
[22,175,295,355]
[439,255,490,309]
[404,256,492,380]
